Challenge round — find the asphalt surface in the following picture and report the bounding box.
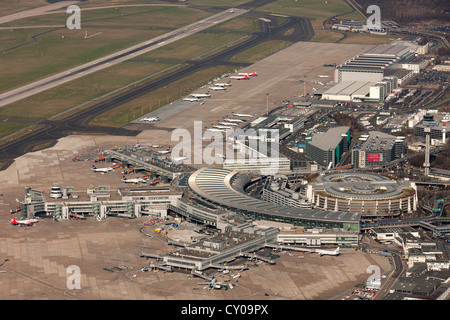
[0,3,314,169]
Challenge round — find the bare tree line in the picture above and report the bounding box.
[355,0,450,23]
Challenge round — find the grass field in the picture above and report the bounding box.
[139,31,251,62]
[0,122,30,139]
[0,6,214,94]
[338,32,395,44]
[209,17,260,33]
[230,40,292,63]
[260,0,353,19]
[0,60,176,120]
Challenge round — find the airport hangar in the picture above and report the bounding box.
[318,44,420,102]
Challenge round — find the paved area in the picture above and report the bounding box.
[0,216,390,300]
[128,41,372,150]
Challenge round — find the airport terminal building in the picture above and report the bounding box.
[320,44,428,102]
[187,167,361,233]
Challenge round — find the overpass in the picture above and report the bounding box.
[361,217,450,235]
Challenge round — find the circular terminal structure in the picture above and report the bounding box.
[308,172,417,217]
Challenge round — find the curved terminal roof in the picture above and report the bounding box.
[188,167,361,224]
[314,172,412,200]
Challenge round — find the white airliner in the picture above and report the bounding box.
[92,165,113,173]
[233,113,252,117]
[122,176,145,183]
[171,155,188,163]
[229,74,249,80]
[224,118,244,123]
[213,125,233,129]
[197,278,223,290]
[214,81,232,87]
[238,70,257,76]
[315,247,340,257]
[191,91,211,98]
[140,117,160,122]
[316,75,329,78]
[208,86,227,91]
[10,216,38,226]
[183,97,202,102]
[219,122,238,126]
[206,128,225,133]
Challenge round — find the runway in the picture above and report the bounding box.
[0,5,314,169]
[0,7,249,108]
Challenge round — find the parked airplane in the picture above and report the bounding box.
[158,150,170,154]
[171,155,189,163]
[224,118,244,123]
[140,117,160,122]
[183,97,202,102]
[206,128,225,133]
[197,278,223,290]
[219,122,238,126]
[191,91,211,98]
[214,81,232,87]
[315,247,340,257]
[92,165,113,173]
[233,113,252,117]
[208,86,227,91]
[69,213,86,220]
[316,75,329,78]
[10,216,38,226]
[213,125,233,129]
[229,74,249,80]
[122,176,145,183]
[238,70,257,76]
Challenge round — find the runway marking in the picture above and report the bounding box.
[0,8,248,108]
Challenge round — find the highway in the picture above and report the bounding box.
[0,7,314,169]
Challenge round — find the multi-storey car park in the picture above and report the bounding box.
[305,172,418,217]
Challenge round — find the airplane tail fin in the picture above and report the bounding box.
[10,217,16,224]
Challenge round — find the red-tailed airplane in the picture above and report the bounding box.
[229,74,249,80]
[238,70,257,77]
[10,216,38,226]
